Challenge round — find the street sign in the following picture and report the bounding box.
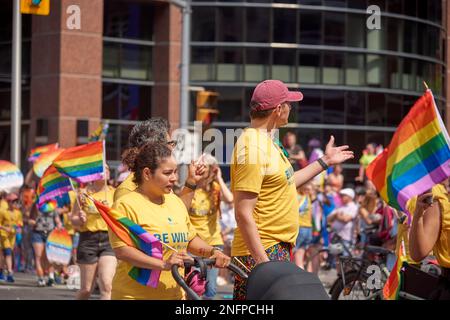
[21,0,50,16]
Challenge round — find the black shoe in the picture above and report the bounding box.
[47,278,55,287]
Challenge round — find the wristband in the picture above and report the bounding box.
[317,158,329,171]
[184,181,197,190]
[210,247,223,256]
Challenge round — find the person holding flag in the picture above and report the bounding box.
[71,165,117,300]
[110,142,230,300]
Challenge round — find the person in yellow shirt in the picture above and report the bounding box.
[408,181,450,300]
[355,143,377,182]
[294,182,313,269]
[115,117,206,209]
[110,142,230,300]
[230,79,354,300]
[188,154,234,299]
[0,193,23,282]
[71,166,117,300]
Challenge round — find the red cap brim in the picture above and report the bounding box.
[287,91,303,102]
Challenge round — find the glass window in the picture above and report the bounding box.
[298,89,322,124]
[387,56,400,89]
[105,123,134,163]
[323,91,345,124]
[245,48,270,82]
[347,0,367,9]
[323,12,345,46]
[323,53,344,85]
[416,62,432,92]
[402,96,417,118]
[102,83,151,120]
[103,42,120,78]
[273,9,297,43]
[367,54,386,87]
[214,87,244,122]
[366,131,387,149]
[120,44,152,81]
[217,7,243,42]
[246,8,271,42]
[367,27,385,51]
[191,47,216,81]
[217,48,243,82]
[272,49,296,83]
[346,91,365,125]
[417,0,428,21]
[346,14,365,48]
[323,0,346,7]
[367,93,386,126]
[386,94,403,127]
[403,21,417,54]
[300,12,322,45]
[298,52,321,84]
[299,0,322,5]
[367,0,386,11]
[345,54,365,86]
[192,7,216,42]
[104,1,154,40]
[402,59,416,91]
[386,18,401,52]
[386,0,402,14]
[403,0,417,17]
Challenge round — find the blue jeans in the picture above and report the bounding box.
[295,227,313,250]
[204,245,224,299]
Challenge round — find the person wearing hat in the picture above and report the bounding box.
[327,188,358,255]
[0,193,23,282]
[230,79,354,299]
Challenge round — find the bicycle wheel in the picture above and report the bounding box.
[330,271,380,300]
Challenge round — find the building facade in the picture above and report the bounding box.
[0,0,448,179]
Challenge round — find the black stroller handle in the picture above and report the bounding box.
[171,258,248,300]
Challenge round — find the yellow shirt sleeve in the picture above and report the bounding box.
[232,144,266,194]
[114,173,137,202]
[108,200,128,249]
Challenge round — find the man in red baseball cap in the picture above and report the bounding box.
[230,79,354,300]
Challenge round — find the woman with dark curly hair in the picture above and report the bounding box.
[109,142,231,300]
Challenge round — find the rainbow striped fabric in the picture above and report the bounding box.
[33,148,65,178]
[0,160,24,192]
[37,165,72,205]
[383,243,407,300]
[28,143,59,163]
[38,199,58,213]
[366,90,450,219]
[53,141,104,184]
[88,123,109,142]
[91,198,163,288]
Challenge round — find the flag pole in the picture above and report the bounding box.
[69,178,82,210]
[423,81,429,91]
[102,139,108,203]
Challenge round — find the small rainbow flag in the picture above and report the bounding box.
[88,123,109,142]
[38,199,57,213]
[383,242,407,300]
[37,165,72,205]
[0,160,24,192]
[28,143,59,163]
[33,148,65,178]
[366,89,450,220]
[53,141,104,184]
[90,197,163,288]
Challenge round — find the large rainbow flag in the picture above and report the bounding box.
[89,197,163,288]
[53,141,104,184]
[28,143,59,163]
[37,165,72,205]
[366,89,450,220]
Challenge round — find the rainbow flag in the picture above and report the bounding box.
[0,160,24,192]
[88,123,109,142]
[53,141,104,184]
[37,165,72,205]
[366,90,450,220]
[33,148,65,178]
[90,198,163,288]
[383,242,407,300]
[38,199,58,213]
[28,143,59,163]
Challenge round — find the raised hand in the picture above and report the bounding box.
[323,136,354,166]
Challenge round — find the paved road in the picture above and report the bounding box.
[0,269,337,300]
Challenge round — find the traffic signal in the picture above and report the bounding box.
[196,91,219,126]
[21,0,50,16]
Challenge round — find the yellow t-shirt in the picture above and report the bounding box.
[0,208,22,238]
[359,154,377,168]
[109,191,197,300]
[407,184,450,268]
[79,186,115,233]
[297,194,313,228]
[114,173,137,202]
[0,200,8,212]
[189,182,224,246]
[230,128,299,256]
